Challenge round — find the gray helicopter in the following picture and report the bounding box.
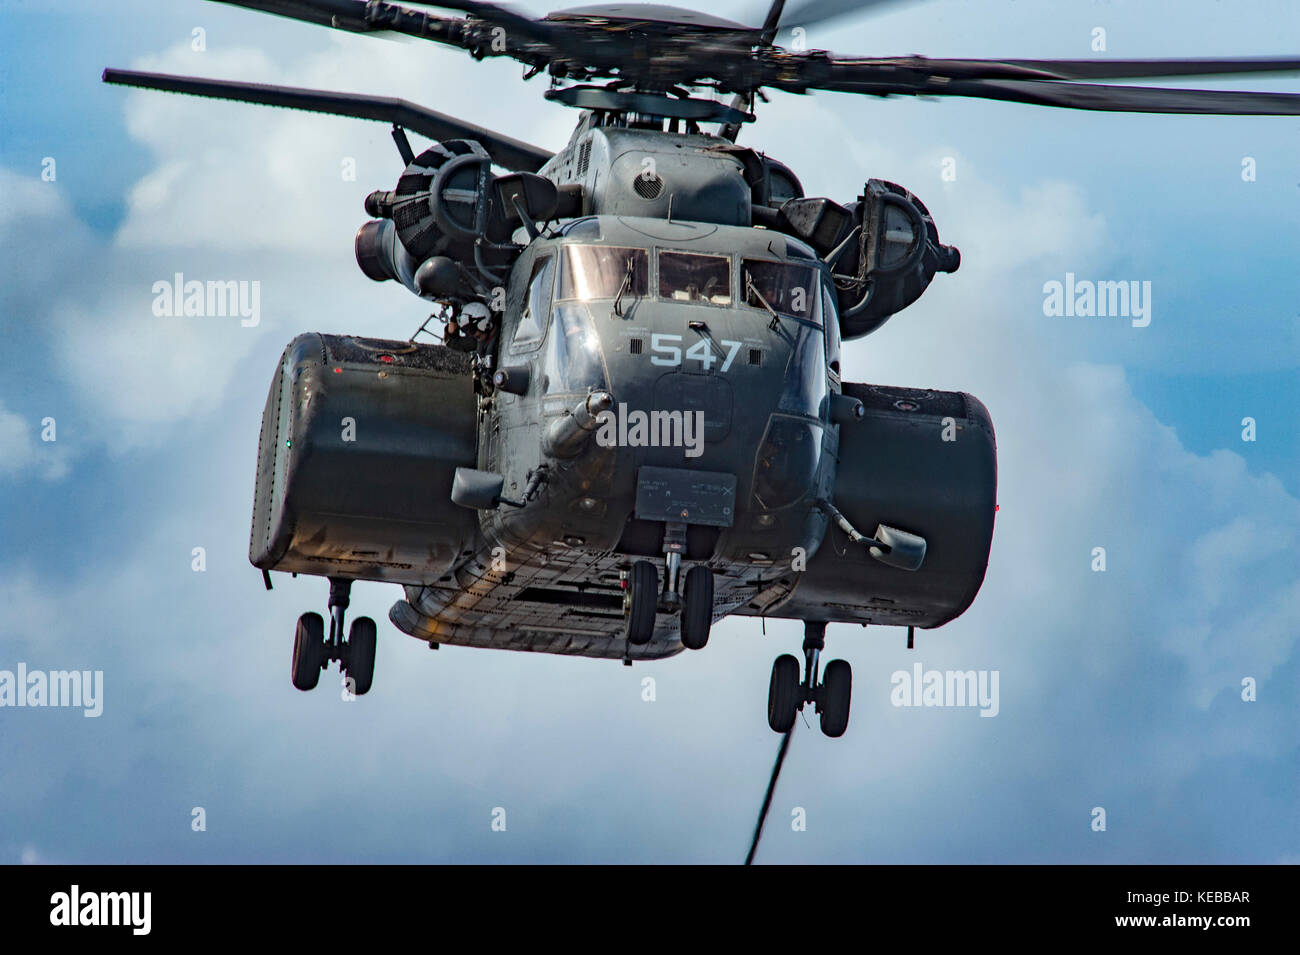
[106,0,1300,737]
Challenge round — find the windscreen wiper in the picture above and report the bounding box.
[612,256,635,317]
[745,270,785,331]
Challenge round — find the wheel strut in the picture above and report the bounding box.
[802,620,825,702]
[327,577,353,658]
[660,521,686,612]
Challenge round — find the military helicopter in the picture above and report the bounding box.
[105,0,1300,737]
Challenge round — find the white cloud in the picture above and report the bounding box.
[0,402,69,481]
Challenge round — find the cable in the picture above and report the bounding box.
[744,723,794,865]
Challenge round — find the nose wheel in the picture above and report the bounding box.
[766,621,852,737]
[679,564,714,650]
[290,578,377,695]
[620,548,714,650]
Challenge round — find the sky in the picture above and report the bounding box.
[0,0,1297,863]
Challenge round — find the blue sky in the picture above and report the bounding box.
[1,0,1297,863]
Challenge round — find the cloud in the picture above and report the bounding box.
[0,402,69,481]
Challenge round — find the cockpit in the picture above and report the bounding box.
[502,216,842,511]
[537,240,821,323]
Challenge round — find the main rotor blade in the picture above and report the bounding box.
[1000,56,1300,81]
[776,0,916,32]
[823,54,1300,83]
[102,69,554,170]
[206,0,472,46]
[860,77,1300,115]
[206,0,385,32]
[402,1,569,46]
[757,0,789,45]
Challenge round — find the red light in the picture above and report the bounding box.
[379,354,395,363]
[333,367,342,374]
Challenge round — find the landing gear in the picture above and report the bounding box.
[624,561,659,646]
[767,653,801,732]
[346,617,377,696]
[765,621,853,737]
[680,564,714,650]
[292,612,326,691]
[819,658,852,738]
[290,578,378,695]
[621,523,716,651]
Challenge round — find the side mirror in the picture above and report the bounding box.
[869,523,927,572]
[451,468,507,510]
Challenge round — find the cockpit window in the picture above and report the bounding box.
[512,254,554,347]
[658,251,732,306]
[542,303,608,396]
[742,259,819,324]
[556,245,648,302]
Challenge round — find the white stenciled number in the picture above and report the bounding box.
[650,333,682,366]
[718,339,741,372]
[649,334,743,371]
[685,338,716,370]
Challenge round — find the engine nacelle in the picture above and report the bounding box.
[355,140,578,301]
[777,179,960,340]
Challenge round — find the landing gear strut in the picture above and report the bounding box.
[621,522,715,651]
[766,621,852,737]
[291,578,377,695]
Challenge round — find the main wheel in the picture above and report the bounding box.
[346,616,377,696]
[291,612,325,691]
[820,659,852,738]
[679,565,714,650]
[624,561,659,646]
[767,654,801,733]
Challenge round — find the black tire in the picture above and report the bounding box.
[680,565,714,650]
[346,616,377,696]
[292,612,325,691]
[820,659,852,738]
[624,561,659,646]
[767,654,801,733]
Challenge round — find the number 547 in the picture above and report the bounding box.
[648,333,742,372]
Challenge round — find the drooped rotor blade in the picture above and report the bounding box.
[819,76,1300,115]
[102,69,554,170]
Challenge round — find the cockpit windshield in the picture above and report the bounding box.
[742,259,819,324]
[658,251,732,306]
[556,245,648,302]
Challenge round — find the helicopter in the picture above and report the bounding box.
[105,0,1300,738]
